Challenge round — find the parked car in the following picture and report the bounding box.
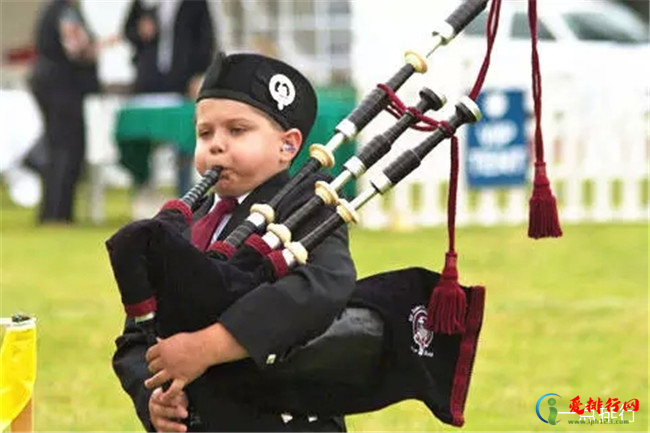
[451,0,649,89]
[462,0,648,44]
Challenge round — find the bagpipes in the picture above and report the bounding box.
[107,0,562,428]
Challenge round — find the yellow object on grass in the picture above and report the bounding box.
[0,316,37,430]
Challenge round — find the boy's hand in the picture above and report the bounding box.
[144,324,249,395]
[149,387,188,433]
[144,333,209,394]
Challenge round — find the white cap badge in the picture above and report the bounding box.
[269,73,296,111]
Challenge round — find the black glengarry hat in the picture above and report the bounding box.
[197,52,318,141]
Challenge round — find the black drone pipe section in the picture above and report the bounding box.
[299,99,480,253]
[356,88,446,179]
[280,88,445,235]
[446,0,488,36]
[384,102,478,185]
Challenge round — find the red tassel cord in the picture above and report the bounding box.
[527,0,562,238]
[468,0,502,101]
[427,135,467,334]
[425,0,504,335]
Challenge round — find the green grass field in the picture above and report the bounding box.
[1,185,648,432]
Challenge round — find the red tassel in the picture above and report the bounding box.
[426,252,467,334]
[528,162,562,239]
[526,0,562,240]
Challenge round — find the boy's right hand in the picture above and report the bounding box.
[149,387,189,432]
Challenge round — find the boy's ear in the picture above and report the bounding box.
[279,128,303,163]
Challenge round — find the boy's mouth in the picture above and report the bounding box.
[217,169,230,181]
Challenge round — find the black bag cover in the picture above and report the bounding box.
[198,267,485,427]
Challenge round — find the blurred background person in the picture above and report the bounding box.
[121,0,216,213]
[29,0,100,225]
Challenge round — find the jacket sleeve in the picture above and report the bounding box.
[112,317,155,432]
[123,0,144,47]
[191,0,216,75]
[218,223,357,368]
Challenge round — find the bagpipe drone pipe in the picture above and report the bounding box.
[105,0,566,427]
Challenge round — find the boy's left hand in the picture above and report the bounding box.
[144,333,209,395]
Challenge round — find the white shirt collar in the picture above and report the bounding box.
[209,192,250,212]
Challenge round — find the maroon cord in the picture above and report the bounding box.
[527,0,562,238]
[427,0,502,334]
[469,0,502,101]
[376,83,439,131]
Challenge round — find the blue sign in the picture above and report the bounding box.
[465,89,529,188]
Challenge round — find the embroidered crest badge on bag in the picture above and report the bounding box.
[269,74,295,110]
[409,305,434,357]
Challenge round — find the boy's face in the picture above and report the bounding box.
[194,99,302,197]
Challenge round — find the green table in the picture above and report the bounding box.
[116,101,196,153]
[115,87,358,197]
[115,96,195,186]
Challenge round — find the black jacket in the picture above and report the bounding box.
[112,170,356,431]
[30,0,99,96]
[124,0,215,94]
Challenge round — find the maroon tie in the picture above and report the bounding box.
[191,197,238,251]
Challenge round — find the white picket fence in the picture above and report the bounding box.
[355,78,650,230]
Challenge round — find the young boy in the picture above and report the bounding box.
[112,52,357,432]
